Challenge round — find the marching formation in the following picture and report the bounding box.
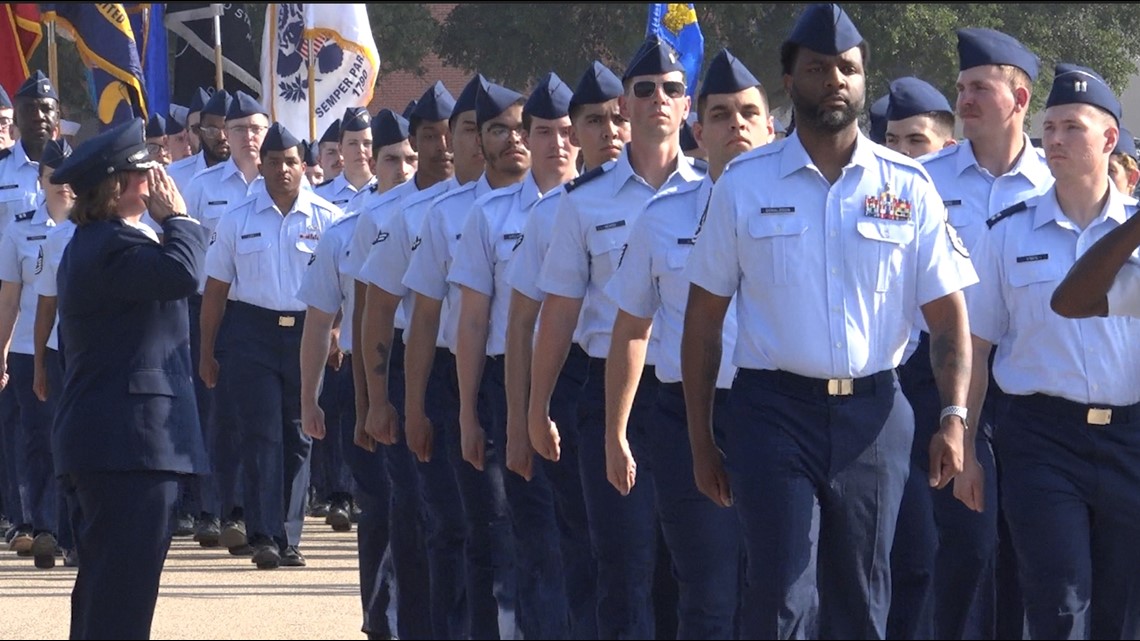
[1,3,1139,641]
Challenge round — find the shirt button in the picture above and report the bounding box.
[829,229,838,237]
[835,342,843,349]
[831,268,839,275]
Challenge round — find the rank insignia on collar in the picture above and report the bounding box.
[865,185,912,221]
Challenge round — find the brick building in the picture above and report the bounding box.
[367,4,470,115]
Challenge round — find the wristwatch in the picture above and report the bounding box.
[939,405,969,429]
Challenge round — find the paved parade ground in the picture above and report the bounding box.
[0,518,364,640]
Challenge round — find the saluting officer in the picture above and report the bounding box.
[502,59,630,639]
[964,65,1140,641]
[605,48,772,638]
[681,5,977,638]
[355,81,470,640]
[0,139,72,569]
[528,36,705,638]
[200,122,342,569]
[911,28,1051,640]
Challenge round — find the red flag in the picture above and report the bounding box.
[0,4,42,97]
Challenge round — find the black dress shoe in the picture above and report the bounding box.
[218,519,247,550]
[172,512,195,537]
[62,548,79,567]
[325,501,352,532]
[194,514,221,548]
[279,545,306,567]
[31,532,57,569]
[250,539,280,569]
[308,501,330,518]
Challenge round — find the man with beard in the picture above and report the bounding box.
[0,72,60,236]
[680,4,977,639]
[169,90,232,195]
[202,122,341,569]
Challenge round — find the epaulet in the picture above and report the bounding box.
[316,178,335,188]
[0,148,12,162]
[13,209,34,223]
[986,200,1029,229]
[564,165,607,193]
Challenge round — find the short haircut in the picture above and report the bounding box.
[998,64,1032,94]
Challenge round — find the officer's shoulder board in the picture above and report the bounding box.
[13,209,33,223]
[0,148,11,163]
[986,200,1031,229]
[564,165,608,194]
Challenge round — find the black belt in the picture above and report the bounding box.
[659,381,730,405]
[1010,393,1139,426]
[228,300,305,330]
[737,368,894,399]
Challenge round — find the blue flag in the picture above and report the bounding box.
[126,3,169,118]
[646,3,705,97]
[45,3,147,129]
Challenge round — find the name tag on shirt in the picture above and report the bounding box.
[299,230,321,241]
[26,235,46,241]
[943,199,962,207]
[1016,254,1049,263]
[241,232,262,239]
[0,184,17,190]
[208,200,228,206]
[760,206,795,214]
[595,220,626,231]
[677,237,696,245]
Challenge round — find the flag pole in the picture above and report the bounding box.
[307,33,316,140]
[212,3,223,90]
[46,13,58,90]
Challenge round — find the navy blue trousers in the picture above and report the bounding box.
[64,471,180,640]
[890,333,999,639]
[578,357,660,639]
[728,368,913,640]
[647,383,742,640]
[313,362,354,502]
[9,353,58,533]
[226,302,311,547]
[0,379,24,527]
[997,394,1140,640]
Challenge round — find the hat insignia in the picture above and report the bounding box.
[1074,80,1088,93]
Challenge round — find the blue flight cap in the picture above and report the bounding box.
[342,106,371,133]
[571,61,623,108]
[40,138,71,169]
[188,87,213,114]
[887,77,952,121]
[453,73,490,119]
[1115,126,1137,158]
[201,90,232,117]
[476,82,525,127]
[1046,63,1121,123]
[524,72,573,120]
[402,99,418,119]
[261,122,302,153]
[623,35,686,81]
[679,120,698,152]
[411,81,456,123]
[16,70,58,101]
[869,93,889,144]
[145,113,167,138]
[372,109,410,148]
[225,90,268,121]
[318,119,341,145]
[0,85,10,109]
[785,4,863,56]
[165,112,185,136]
[700,48,761,98]
[51,117,154,193]
[302,140,318,166]
[957,28,1039,81]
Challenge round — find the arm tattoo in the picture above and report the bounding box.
[930,330,969,405]
[373,342,389,377]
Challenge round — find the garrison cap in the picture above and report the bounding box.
[957,27,1039,81]
[785,4,863,56]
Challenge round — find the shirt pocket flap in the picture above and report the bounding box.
[128,369,177,396]
[236,236,270,254]
[587,228,626,256]
[748,215,809,239]
[1008,259,1064,287]
[666,245,691,270]
[855,219,915,245]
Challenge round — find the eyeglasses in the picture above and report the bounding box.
[0,117,12,127]
[484,123,526,140]
[147,142,168,154]
[227,124,267,137]
[632,80,686,99]
[198,125,224,138]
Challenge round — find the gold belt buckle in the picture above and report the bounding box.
[827,378,854,396]
[1087,408,1112,426]
[278,315,296,328]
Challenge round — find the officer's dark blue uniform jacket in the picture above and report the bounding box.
[52,217,210,476]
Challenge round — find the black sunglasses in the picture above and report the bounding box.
[632,80,686,99]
